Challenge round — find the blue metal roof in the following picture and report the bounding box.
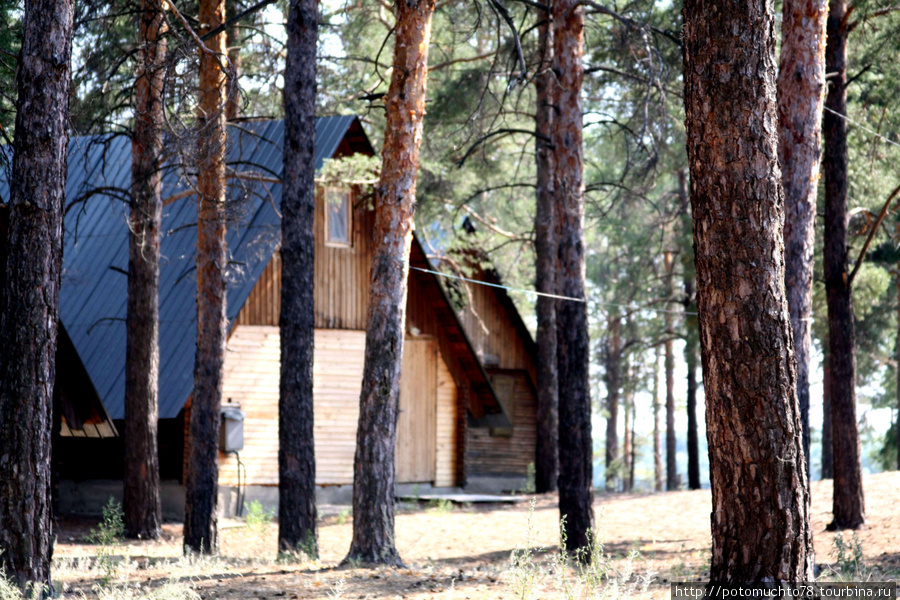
[0,116,363,419]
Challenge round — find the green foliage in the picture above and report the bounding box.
[336,507,351,526]
[832,532,866,578]
[91,497,126,545]
[277,530,318,564]
[317,153,381,193]
[0,0,20,141]
[874,419,898,472]
[524,462,536,494]
[89,498,125,586]
[243,500,274,534]
[427,498,454,513]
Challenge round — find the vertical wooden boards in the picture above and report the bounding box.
[435,353,458,487]
[396,339,437,483]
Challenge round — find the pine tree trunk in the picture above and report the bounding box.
[680,171,701,491]
[184,0,228,555]
[822,353,833,479]
[344,0,435,567]
[603,315,620,492]
[623,360,633,493]
[653,347,663,492]
[823,0,864,531]
[778,0,828,484]
[685,315,701,491]
[224,0,242,121]
[553,0,594,557]
[682,0,815,581]
[629,392,636,492]
[622,367,634,492]
[124,0,166,541]
[533,14,558,495]
[278,0,318,557]
[664,251,677,491]
[0,0,72,591]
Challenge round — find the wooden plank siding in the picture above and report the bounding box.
[435,355,459,487]
[234,186,375,330]
[457,279,532,377]
[396,339,437,483]
[222,173,535,488]
[218,327,459,487]
[452,261,540,480]
[465,371,536,478]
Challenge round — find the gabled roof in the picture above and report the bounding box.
[0,116,368,420]
[408,238,510,428]
[0,117,509,426]
[455,217,538,386]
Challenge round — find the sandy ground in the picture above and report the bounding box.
[50,472,900,599]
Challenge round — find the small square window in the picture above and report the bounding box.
[325,188,351,247]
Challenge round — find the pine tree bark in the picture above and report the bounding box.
[822,353,833,479]
[778,0,828,483]
[628,391,636,492]
[682,0,815,582]
[623,357,633,492]
[124,0,166,541]
[603,315,620,491]
[278,0,318,557]
[533,13,558,495]
[664,251,678,491]
[224,0,242,121]
[344,0,435,566]
[685,305,701,491]
[823,0,864,531]
[680,171,701,491]
[553,0,594,557]
[0,0,72,591]
[653,347,663,492]
[184,0,228,555]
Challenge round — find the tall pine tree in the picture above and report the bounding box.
[344,0,436,566]
[683,0,814,581]
[0,0,73,591]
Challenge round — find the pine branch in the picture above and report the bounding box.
[199,0,277,41]
[848,183,900,286]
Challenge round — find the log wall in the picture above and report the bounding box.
[465,371,537,478]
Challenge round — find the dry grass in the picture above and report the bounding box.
[43,472,900,599]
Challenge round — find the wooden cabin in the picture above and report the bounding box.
[451,233,540,491]
[2,116,538,517]
[212,230,508,494]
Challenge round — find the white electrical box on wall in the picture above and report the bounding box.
[219,406,245,452]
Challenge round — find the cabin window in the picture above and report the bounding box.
[325,188,352,247]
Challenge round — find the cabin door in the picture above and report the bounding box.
[396,338,437,483]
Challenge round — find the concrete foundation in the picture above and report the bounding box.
[464,476,529,494]
[57,479,186,521]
